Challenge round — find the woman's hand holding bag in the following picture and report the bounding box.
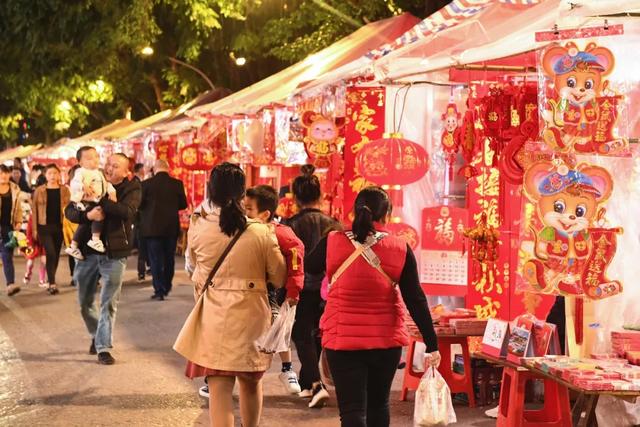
[413,366,456,426]
[255,302,297,354]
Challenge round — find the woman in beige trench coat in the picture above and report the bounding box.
[175,162,285,427]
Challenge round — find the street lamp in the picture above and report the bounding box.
[140,46,215,91]
[235,57,247,66]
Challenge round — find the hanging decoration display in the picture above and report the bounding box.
[538,40,629,156]
[343,87,386,221]
[180,140,217,171]
[441,103,461,181]
[519,159,622,300]
[301,111,344,168]
[463,212,500,288]
[458,106,479,180]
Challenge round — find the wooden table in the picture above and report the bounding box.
[475,352,640,427]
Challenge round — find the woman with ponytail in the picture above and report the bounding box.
[306,186,439,427]
[285,164,341,407]
[177,162,286,427]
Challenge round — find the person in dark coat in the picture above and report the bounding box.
[139,159,188,300]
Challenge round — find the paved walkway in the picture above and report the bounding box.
[0,256,492,426]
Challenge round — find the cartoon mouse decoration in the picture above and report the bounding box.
[301,111,344,168]
[441,103,461,181]
[522,160,622,299]
[541,42,626,155]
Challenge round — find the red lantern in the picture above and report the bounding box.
[387,221,420,250]
[355,133,429,186]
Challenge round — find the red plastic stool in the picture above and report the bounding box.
[400,335,476,407]
[497,366,572,427]
[400,335,422,401]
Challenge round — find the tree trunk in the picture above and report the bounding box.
[149,74,167,111]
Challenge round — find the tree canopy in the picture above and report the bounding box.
[0,0,449,147]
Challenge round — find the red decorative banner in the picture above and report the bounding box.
[420,206,468,296]
[580,227,623,299]
[343,87,385,223]
[466,150,554,321]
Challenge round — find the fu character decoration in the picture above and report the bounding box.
[540,42,628,156]
[521,160,622,299]
[441,103,461,181]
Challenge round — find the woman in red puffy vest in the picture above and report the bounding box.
[306,186,440,427]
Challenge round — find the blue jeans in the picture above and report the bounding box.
[74,254,127,353]
[146,236,177,296]
[0,237,15,286]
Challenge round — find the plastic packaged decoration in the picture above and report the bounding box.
[536,26,630,157]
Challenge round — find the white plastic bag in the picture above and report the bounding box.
[414,367,457,426]
[255,302,296,354]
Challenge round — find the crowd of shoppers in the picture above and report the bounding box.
[173,163,439,427]
[2,153,440,427]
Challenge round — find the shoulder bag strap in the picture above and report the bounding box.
[204,223,250,288]
[346,231,397,287]
[329,232,382,286]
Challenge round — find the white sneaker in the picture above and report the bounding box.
[65,247,85,260]
[87,239,106,253]
[279,370,302,395]
[298,389,312,398]
[198,385,209,399]
[308,384,329,408]
[38,281,49,289]
[485,406,499,418]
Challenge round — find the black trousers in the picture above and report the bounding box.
[546,296,566,354]
[146,236,178,296]
[38,224,63,285]
[134,226,148,277]
[326,347,402,427]
[292,290,324,390]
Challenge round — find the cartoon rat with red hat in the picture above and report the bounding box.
[541,42,615,153]
[522,160,615,296]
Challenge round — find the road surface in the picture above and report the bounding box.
[0,256,492,426]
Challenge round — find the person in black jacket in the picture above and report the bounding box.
[65,152,141,365]
[284,164,341,408]
[139,159,187,300]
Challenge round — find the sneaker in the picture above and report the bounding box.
[38,281,49,288]
[98,352,115,365]
[6,284,21,296]
[298,389,312,398]
[47,285,59,295]
[137,275,145,283]
[65,247,84,260]
[308,383,329,408]
[23,276,30,285]
[198,385,209,399]
[89,339,97,355]
[87,239,105,253]
[485,406,499,418]
[279,370,302,395]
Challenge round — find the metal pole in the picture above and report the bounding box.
[168,57,215,91]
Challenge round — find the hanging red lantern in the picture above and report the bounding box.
[387,221,420,250]
[355,133,429,186]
